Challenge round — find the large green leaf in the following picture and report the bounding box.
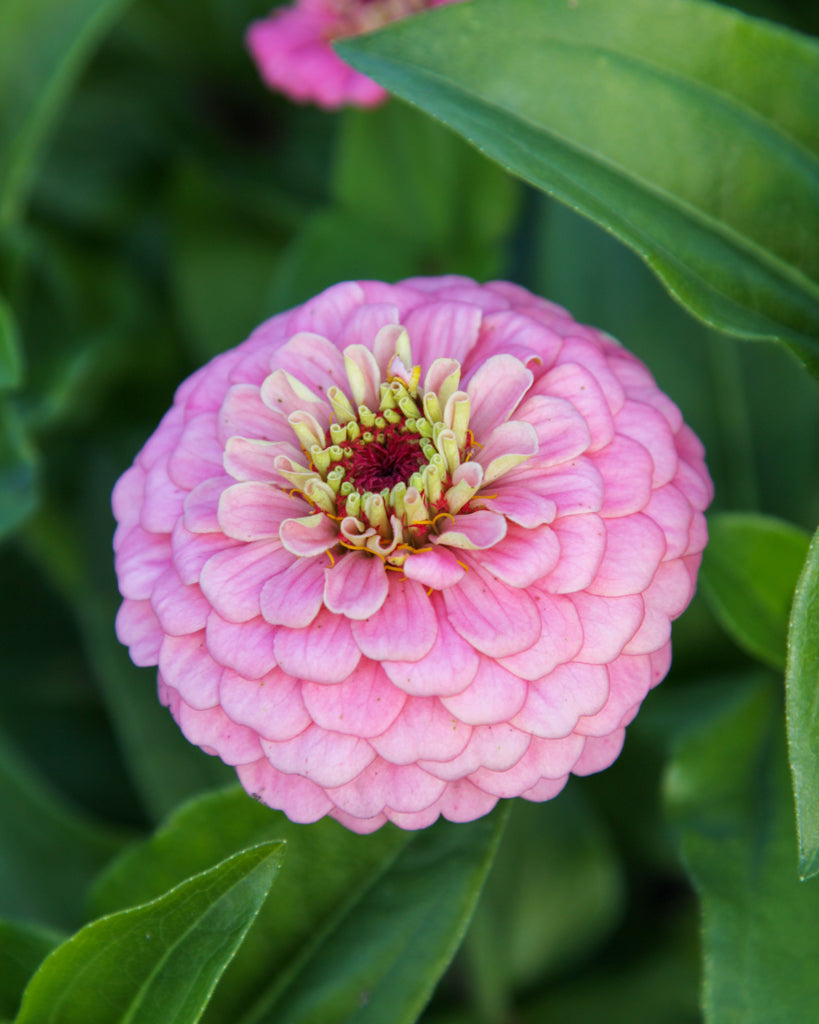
[665,676,819,1023]
[0,295,23,391]
[0,726,126,930]
[339,0,819,374]
[15,842,284,1024]
[0,399,37,542]
[0,920,63,1021]
[785,525,819,879]
[699,513,811,670]
[0,0,134,227]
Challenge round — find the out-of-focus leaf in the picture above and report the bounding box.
[785,525,819,879]
[339,0,819,375]
[0,399,37,542]
[90,785,408,1024]
[0,0,134,227]
[0,727,126,929]
[247,805,508,1024]
[666,676,819,1023]
[16,842,284,1024]
[0,919,63,1021]
[0,295,23,391]
[700,512,810,669]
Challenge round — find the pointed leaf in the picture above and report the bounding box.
[699,513,810,670]
[16,842,284,1024]
[339,0,819,374]
[0,919,63,1021]
[786,525,819,879]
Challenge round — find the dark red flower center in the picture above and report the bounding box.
[341,424,425,493]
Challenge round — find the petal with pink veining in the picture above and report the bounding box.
[260,556,326,628]
[539,514,606,594]
[436,778,500,824]
[218,481,303,542]
[570,591,644,663]
[261,724,375,788]
[370,696,471,765]
[115,599,163,667]
[511,661,609,738]
[140,453,186,533]
[217,383,291,446]
[520,456,604,517]
[403,300,482,368]
[382,602,478,697]
[468,733,585,797]
[219,666,311,741]
[171,521,240,586]
[575,654,652,737]
[223,437,303,483]
[272,332,347,396]
[481,485,557,529]
[200,539,292,623]
[167,413,223,489]
[419,723,530,779]
[112,464,145,529]
[259,368,330,424]
[498,592,583,680]
[466,354,533,437]
[351,577,437,662]
[511,395,591,471]
[402,546,465,589]
[274,607,361,684]
[159,631,222,710]
[643,484,693,561]
[587,513,667,597]
[615,400,678,487]
[302,660,405,737]
[341,303,400,362]
[474,420,539,485]
[280,513,338,556]
[284,281,366,337]
[236,759,333,823]
[571,729,626,776]
[443,560,540,658]
[175,699,263,765]
[476,521,559,588]
[183,476,234,534]
[323,553,389,619]
[150,567,210,636]
[532,361,614,452]
[115,526,172,601]
[434,510,507,551]
[440,659,527,725]
[591,436,653,517]
[327,758,445,818]
[205,611,278,679]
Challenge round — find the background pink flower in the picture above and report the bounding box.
[112,276,712,833]
[246,0,463,109]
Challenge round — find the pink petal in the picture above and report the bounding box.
[219,666,311,741]
[575,654,652,737]
[440,658,527,725]
[533,361,614,452]
[217,383,291,447]
[436,778,500,824]
[140,454,186,533]
[115,599,163,667]
[419,723,530,779]
[150,567,210,636]
[587,513,667,597]
[466,354,533,437]
[476,521,559,588]
[472,309,561,369]
[217,481,302,542]
[112,464,145,529]
[159,631,222,709]
[236,759,333,824]
[206,611,278,679]
[260,556,326,628]
[175,699,264,765]
[481,485,557,529]
[623,559,694,655]
[340,303,401,359]
[200,539,293,623]
[261,724,375,788]
[223,437,303,483]
[557,337,625,415]
[329,808,389,835]
[323,553,390,619]
[327,759,445,818]
[474,420,539,485]
[643,484,693,561]
[382,603,478,697]
[284,281,366,337]
[434,510,507,551]
[170,521,240,586]
[115,526,172,601]
[498,592,583,679]
[302,660,405,737]
[351,577,438,662]
[511,395,591,470]
[674,456,714,513]
[272,332,348,396]
[443,560,541,658]
[615,400,678,488]
[571,729,626,776]
[511,662,609,738]
[343,344,381,411]
[539,514,606,594]
[523,456,604,517]
[183,476,234,534]
[591,436,653,517]
[570,592,644,663]
[259,368,330,424]
[403,300,482,368]
[520,775,569,803]
[279,513,338,556]
[370,696,472,765]
[274,607,362,684]
[167,413,224,489]
[468,733,585,797]
[402,547,465,589]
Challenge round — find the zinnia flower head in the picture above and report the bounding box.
[246,0,463,109]
[113,276,712,833]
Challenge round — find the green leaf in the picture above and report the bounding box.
[15,841,284,1024]
[0,726,126,930]
[0,0,134,227]
[0,295,23,391]
[785,525,819,879]
[665,675,819,1023]
[89,785,409,1024]
[339,0,819,374]
[0,919,63,1021]
[247,805,509,1024]
[699,512,810,670]
[0,398,37,541]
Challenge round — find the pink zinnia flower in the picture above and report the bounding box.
[113,277,712,833]
[246,0,463,109]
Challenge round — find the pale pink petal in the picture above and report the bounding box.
[643,484,693,561]
[468,733,585,797]
[327,759,445,818]
[323,553,389,619]
[111,464,145,529]
[521,456,604,517]
[272,332,348,396]
[175,699,263,765]
[466,354,533,437]
[150,567,210,636]
[217,481,301,542]
[437,778,500,824]
[302,661,405,737]
[284,282,367,337]
[587,513,667,597]
[343,344,381,411]
[274,607,362,684]
[571,730,626,776]
[472,308,562,368]
[351,577,438,662]
[539,514,606,594]
[685,511,709,556]
[571,591,644,663]
[481,485,557,529]
[236,759,333,824]
[557,337,625,415]
[170,521,240,586]
[384,804,443,830]
[382,605,478,697]
[403,301,482,368]
[200,540,293,623]
[441,659,527,725]
[219,666,311,741]
[510,395,591,471]
[575,654,652,737]
[476,521,559,588]
[261,724,375,788]
[498,592,583,679]
[115,599,163,667]
[183,476,234,534]
[434,510,507,551]
[260,557,326,628]
[419,723,530,779]
[259,368,330,424]
[206,611,278,679]
[217,383,291,447]
[402,546,465,589]
[533,361,614,452]
[159,631,222,709]
[329,808,389,834]
[591,436,654,517]
[474,420,539,485]
[341,303,401,360]
[443,560,541,658]
[140,454,186,533]
[223,437,303,483]
[511,662,609,738]
[615,400,678,487]
[623,559,694,655]
[280,513,338,556]
[167,414,223,489]
[370,697,472,765]
[520,775,569,802]
[115,526,172,601]
[674,457,714,512]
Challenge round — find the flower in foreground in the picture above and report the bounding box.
[246,0,463,109]
[113,276,712,833]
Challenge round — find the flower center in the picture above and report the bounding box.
[342,425,425,492]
